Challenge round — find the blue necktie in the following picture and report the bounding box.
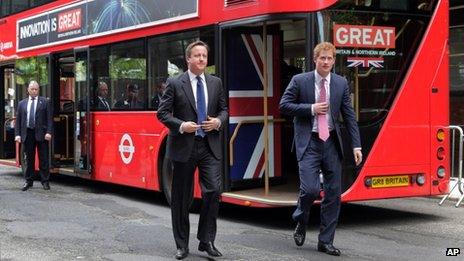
[196,76,207,137]
[28,97,36,128]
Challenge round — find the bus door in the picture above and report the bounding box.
[51,52,75,169]
[222,26,284,189]
[0,65,16,159]
[74,48,91,175]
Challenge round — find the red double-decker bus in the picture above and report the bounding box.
[0,0,449,207]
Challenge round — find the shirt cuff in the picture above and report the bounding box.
[311,104,315,116]
[353,147,362,151]
[179,122,185,134]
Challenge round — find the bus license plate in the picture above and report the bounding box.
[371,175,410,188]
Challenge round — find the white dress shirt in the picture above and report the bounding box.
[188,70,208,110]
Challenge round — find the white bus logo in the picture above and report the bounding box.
[119,133,135,164]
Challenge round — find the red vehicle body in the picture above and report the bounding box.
[0,0,449,207]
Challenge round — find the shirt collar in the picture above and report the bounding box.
[315,71,331,85]
[188,70,205,83]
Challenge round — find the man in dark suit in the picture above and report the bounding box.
[279,42,362,256]
[14,80,53,191]
[157,40,228,260]
[151,77,167,110]
[95,81,111,111]
[114,83,144,109]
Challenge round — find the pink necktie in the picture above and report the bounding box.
[318,79,329,141]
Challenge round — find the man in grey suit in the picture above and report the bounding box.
[14,80,53,191]
[157,40,228,260]
[279,42,362,256]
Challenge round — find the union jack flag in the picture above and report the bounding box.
[226,32,282,183]
[347,57,384,68]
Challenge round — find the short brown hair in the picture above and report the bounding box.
[185,40,210,59]
[313,42,336,59]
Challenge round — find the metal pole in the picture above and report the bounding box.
[263,23,269,196]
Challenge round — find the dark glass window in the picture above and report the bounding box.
[0,0,12,18]
[147,28,215,110]
[321,0,436,124]
[11,0,29,14]
[0,0,54,18]
[450,5,464,126]
[110,40,147,111]
[30,0,54,8]
[15,56,49,99]
[90,46,110,111]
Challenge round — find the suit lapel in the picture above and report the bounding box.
[307,72,315,104]
[205,74,214,115]
[34,97,42,121]
[180,72,197,113]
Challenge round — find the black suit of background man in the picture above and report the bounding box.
[95,81,111,111]
[14,81,53,191]
[157,41,228,260]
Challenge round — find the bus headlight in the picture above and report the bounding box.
[437,147,445,160]
[436,129,445,142]
[437,166,446,178]
[416,174,426,186]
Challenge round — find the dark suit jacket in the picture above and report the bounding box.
[114,99,144,109]
[15,96,53,142]
[95,97,111,111]
[157,72,228,162]
[279,71,361,161]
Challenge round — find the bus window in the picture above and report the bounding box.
[148,29,215,110]
[109,39,147,111]
[15,57,49,99]
[90,46,110,111]
[321,1,434,124]
[317,0,436,191]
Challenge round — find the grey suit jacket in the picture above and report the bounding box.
[279,71,361,161]
[15,96,53,142]
[157,72,228,162]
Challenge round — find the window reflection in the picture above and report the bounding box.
[110,40,147,110]
[319,6,429,124]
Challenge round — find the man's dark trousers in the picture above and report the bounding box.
[171,136,221,249]
[292,132,342,244]
[24,128,49,183]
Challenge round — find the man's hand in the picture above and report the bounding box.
[313,102,329,115]
[201,116,221,132]
[15,136,21,143]
[354,149,363,166]
[182,121,201,133]
[45,133,52,141]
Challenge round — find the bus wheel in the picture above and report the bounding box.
[161,154,173,205]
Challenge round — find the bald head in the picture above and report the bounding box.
[28,80,40,98]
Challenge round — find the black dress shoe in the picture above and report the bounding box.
[21,182,33,191]
[317,242,341,256]
[42,182,50,190]
[293,222,306,246]
[198,241,222,257]
[175,248,189,260]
